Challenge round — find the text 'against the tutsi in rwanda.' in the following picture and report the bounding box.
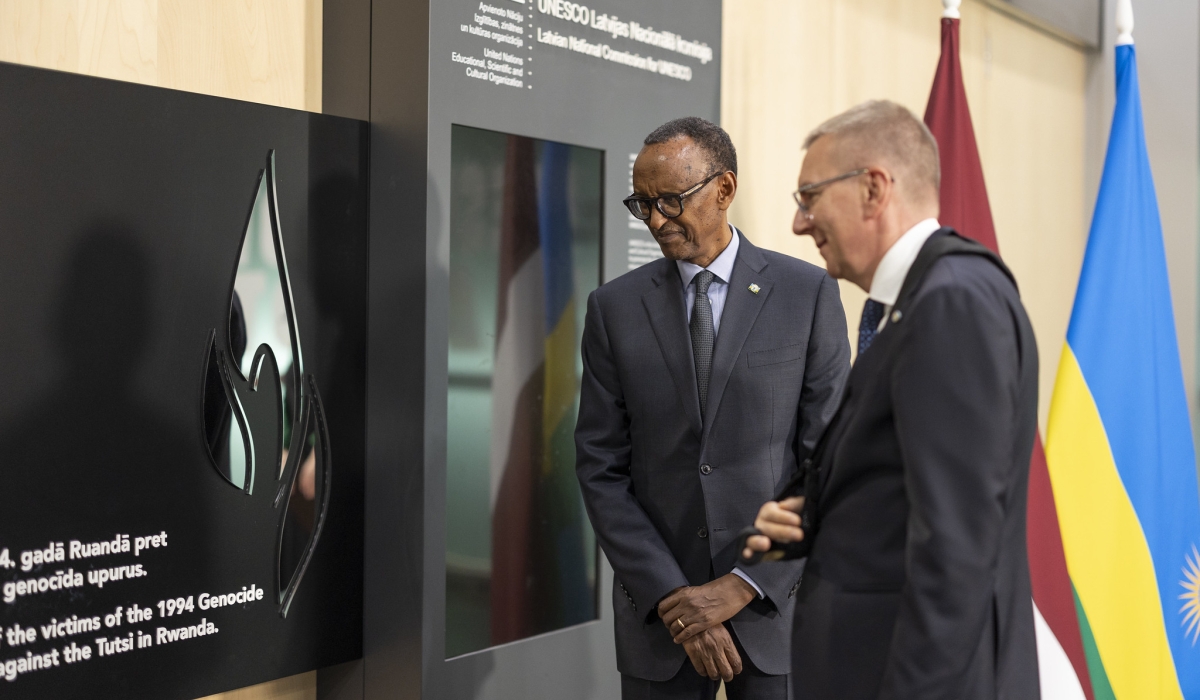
[0,533,262,683]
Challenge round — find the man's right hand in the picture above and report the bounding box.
[682,625,743,682]
[741,496,806,560]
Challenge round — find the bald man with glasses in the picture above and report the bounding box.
[575,117,850,700]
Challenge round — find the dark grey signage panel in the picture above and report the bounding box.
[430,0,722,282]
[422,0,722,697]
[0,62,367,699]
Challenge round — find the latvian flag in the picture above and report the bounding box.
[923,10,1094,698]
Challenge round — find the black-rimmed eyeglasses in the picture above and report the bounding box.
[793,168,870,219]
[624,171,724,221]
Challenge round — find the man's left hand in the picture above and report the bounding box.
[658,574,757,644]
[741,496,806,560]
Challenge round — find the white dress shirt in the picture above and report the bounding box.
[675,226,765,599]
[868,218,942,332]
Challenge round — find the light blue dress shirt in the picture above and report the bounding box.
[676,225,740,335]
[675,227,765,600]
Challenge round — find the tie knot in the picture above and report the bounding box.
[694,270,716,295]
[861,299,885,328]
[858,299,886,355]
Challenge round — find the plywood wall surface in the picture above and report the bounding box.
[198,671,317,700]
[0,0,321,111]
[722,0,1088,430]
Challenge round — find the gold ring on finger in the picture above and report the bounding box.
[676,618,685,630]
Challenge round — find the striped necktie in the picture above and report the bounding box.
[690,270,716,416]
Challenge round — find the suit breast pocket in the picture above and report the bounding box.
[747,343,805,368]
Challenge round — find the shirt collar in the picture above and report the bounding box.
[868,218,941,306]
[677,225,740,288]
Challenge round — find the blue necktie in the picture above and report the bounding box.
[858,299,886,355]
[691,270,716,416]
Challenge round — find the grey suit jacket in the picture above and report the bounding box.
[575,230,850,681]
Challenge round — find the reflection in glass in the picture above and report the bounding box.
[202,167,285,493]
[446,126,602,657]
[238,166,296,485]
[200,151,332,618]
[277,372,329,615]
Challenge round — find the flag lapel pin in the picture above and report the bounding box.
[748,283,761,294]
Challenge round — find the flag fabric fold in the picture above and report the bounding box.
[1046,43,1200,699]
[923,17,999,254]
[489,135,545,644]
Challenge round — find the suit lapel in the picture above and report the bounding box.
[642,259,703,439]
[818,309,894,497]
[703,232,771,437]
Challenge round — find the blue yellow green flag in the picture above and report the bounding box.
[1045,42,1200,698]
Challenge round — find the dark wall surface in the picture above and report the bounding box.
[361,0,431,697]
[0,61,368,700]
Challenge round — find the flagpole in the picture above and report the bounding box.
[942,0,961,19]
[1116,0,1134,45]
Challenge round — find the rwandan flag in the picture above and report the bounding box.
[1045,38,1200,698]
[536,141,593,630]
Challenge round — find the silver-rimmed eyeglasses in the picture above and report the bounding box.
[793,168,870,220]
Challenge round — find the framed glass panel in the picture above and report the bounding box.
[445,125,603,658]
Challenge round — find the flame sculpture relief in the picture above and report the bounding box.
[201,151,331,618]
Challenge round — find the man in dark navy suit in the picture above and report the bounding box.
[575,117,850,700]
[744,101,1041,700]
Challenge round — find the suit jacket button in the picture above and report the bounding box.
[697,526,708,538]
[700,464,712,475]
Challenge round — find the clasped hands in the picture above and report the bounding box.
[656,574,756,682]
[657,496,807,683]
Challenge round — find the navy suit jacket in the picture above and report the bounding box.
[575,231,850,680]
[793,231,1041,700]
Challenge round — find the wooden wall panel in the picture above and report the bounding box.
[722,0,1088,429]
[0,0,320,110]
[961,5,1087,432]
[197,672,317,700]
[303,0,320,113]
[76,0,157,83]
[0,1,82,74]
[157,0,311,109]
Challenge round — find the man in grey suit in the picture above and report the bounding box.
[575,117,850,700]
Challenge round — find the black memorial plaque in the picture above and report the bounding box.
[0,62,367,699]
